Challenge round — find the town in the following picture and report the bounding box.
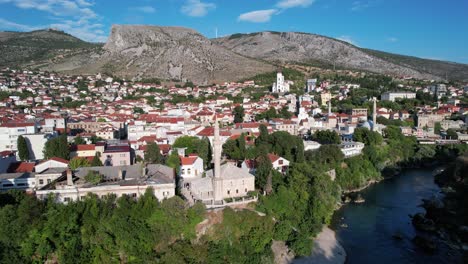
[0,68,467,201]
[0,66,467,263]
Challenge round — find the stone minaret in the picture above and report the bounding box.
[212,118,223,202]
[372,97,377,131]
[213,118,221,179]
[328,100,332,116]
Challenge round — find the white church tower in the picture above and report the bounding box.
[272,72,290,93]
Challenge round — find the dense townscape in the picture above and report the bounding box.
[0,65,467,262]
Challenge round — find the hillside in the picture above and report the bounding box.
[83,25,275,84]
[2,27,467,82]
[361,48,468,81]
[214,31,468,81]
[0,29,102,68]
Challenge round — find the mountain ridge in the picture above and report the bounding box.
[213,31,468,81]
[1,26,467,82]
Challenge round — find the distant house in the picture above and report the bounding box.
[101,144,131,166]
[34,157,69,188]
[340,141,364,157]
[70,144,96,158]
[241,154,290,175]
[180,155,204,179]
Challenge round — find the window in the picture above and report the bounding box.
[279,160,283,165]
[120,153,126,157]
[181,169,185,174]
[39,179,44,185]
[17,183,26,186]
[131,193,137,198]
[47,179,51,184]
[236,189,238,194]
[3,184,13,187]
[245,188,247,193]
[64,197,71,202]
[187,168,191,175]
[80,196,86,200]
[120,161,126,165]
[227,190,230,195]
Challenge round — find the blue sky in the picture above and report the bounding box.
[0,0,467,64]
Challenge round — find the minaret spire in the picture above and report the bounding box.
[372,97,377,132]
[214,117,221,179]
[212,118,224,203]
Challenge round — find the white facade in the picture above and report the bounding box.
[0,123,37,152]
[381,92,416,102]
[272,72,290,93]
[180,156,204,179]
[36,164,176,203]
[306,79,317,93]
[340,141,365,157]
[0,173,35,191]
[23,134,51,160]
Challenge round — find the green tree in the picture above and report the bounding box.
[446,129,458,140]
[69,157,90,170]
[17,135,29,161]
[165,151,181,174]
[196,137,211,169]
[353,127,383,146]
[172,136,199,154]
[84,170,103,184]
[256,154,272,191]
[73,136,86,145]
[144,142,162,163]
[233,105,245,123]
[312,130,341,144]
[279,106,292,119]
[44,134,69,160]
[90,153,103,166]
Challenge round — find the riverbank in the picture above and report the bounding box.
[418,155,468,262]
[293,227,346,264]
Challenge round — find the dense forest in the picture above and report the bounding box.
[1,127,467,263]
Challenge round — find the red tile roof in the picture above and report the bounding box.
[180,156,198,165]
[8,162,35,173]
[76,144,95,151]
[268,153,280,163]
[50,157,70,164]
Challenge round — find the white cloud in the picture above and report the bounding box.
[181,0,216,17]
[337,35,357,46]
[386,37,398,43]
[2,0,97,18]
[0,0,107,42]
[350,1,378,11]
[276,0,315,9]
[131,6,156,14]
[238,9,278,23]
[0,18,43,31]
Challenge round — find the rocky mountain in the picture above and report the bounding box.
[88,25,275,84]
[213,31,468,81]
[2,26,467,83]
[0,29,102,69]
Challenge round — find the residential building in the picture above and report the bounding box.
[36,164,176,203]
[381,92,416,102]
[180,155,204,179]
[340,141,365,157]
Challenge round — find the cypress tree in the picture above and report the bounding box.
[17,136,29,161]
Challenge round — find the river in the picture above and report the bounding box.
[329,167,461,264]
